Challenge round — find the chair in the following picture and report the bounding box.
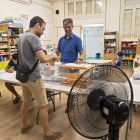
[36,91,61,124]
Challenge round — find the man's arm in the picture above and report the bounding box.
[36,50,58,63]
[5,65,14,73]
[74,50,85,64]
[55,49,60,56]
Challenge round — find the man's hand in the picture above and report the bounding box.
[74,59,82,64]
[51,53,58,61]
[8,69,14,73]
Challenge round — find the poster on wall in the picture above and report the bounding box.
[23,20,30,33]
[21,14,30,33]
[23,19,30,33]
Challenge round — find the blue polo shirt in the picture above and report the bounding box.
[57,33,83,63]
[8,59,17,71]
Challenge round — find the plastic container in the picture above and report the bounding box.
[4,57,6,61]
[96,53,100,58]
[116,62,120,66]
[0,56,4,61]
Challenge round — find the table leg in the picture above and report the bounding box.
[52,92,55,105]
[0,92,1,97]
[109,62,112,75]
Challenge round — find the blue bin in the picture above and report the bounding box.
[96,53,100,58]
[116,62,121,66]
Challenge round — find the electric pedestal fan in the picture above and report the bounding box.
[67,65,133,140]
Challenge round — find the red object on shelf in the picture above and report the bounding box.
[128,43,132,47]
[122,42,127,47]
[0,50,4,54]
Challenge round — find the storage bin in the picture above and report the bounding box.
[96,53,100,58]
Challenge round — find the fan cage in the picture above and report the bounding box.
[67,65,133,139]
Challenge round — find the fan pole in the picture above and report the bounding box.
[108,124,119,140]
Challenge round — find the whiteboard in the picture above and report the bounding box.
[85,26,103,59]
[40,22,51,41]
[57,26,81,41]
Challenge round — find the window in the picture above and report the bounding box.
[95,0,102,14]
[67,0,104,17]
[123,9,133,38]
[125,0,140,5]
[134,8,140,38]
[68,2,74,16]
[76,1,82,15]
[86,0,92,15]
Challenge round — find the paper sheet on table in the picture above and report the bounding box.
[64,63,92,68]
[84,64,92,68]
[65,63,84,66]
[0,70,5,73]
[1,71,16,79]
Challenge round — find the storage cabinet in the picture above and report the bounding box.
[0,24,23,69]
[121,41,137,67]
[104,53,115,65]
[104,32,118,65]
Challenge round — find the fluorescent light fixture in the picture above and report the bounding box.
[82,24,103,27]
[10,0,32,5]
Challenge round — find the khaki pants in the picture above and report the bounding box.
[21,78,48,107]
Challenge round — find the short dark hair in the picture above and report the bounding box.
[29,16,46,28]
[12,53,18,60]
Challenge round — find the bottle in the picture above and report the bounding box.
[4,57,6,61]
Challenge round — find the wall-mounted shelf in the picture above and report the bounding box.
[125,53,136,54]
[105,46,116,47]
[105,38,116,40]
[0,47,9,49]
[10,35,21,37]
[0,41,8,43]
[122,47,136,48]
[0,54,10,56]
[10,44,17,46]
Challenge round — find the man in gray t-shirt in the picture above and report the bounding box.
[18,16,62,140]
[18,30,42,81]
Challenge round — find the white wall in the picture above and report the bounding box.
[1,0,121,48]
[106,0,121,32]
[53,1,64,28]
[52,0,121,45]
[52,1,64,45]
[0,0,53,49]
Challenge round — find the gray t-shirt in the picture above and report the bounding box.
[17,31,42,81]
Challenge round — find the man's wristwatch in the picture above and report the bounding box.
[78,58,82,62]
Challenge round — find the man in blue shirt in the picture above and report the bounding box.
[55,18,85,64]
[55,18,85,113]
[5,53,21,104]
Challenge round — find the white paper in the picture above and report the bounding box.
[1,73,14,79]
[84,64,92,68]
[0,70,5,73]
[65,63,84,66]
[23,19,30,33]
